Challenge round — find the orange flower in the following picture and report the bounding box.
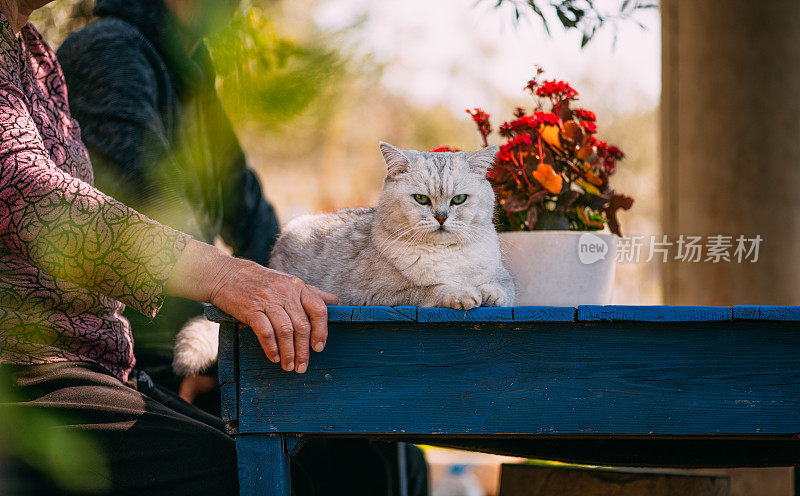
[539,124,562,150]
[532,163,563,194]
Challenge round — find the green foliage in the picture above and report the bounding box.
[488,0,658,47]
[0,368,110,493]
[32,2,342,131]
[207,7,343,129]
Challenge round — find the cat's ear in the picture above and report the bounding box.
[467,145,499,173]
[379,141,410,178]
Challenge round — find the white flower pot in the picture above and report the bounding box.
[499,231,618,306]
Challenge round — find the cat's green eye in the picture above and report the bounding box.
[413,194,431,205]
[450,194,468,205]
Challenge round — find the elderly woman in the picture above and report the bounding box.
[0,1,337,494]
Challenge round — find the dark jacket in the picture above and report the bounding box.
[57,0,280,351]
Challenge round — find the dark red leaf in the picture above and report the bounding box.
[562,119,584,141]
[502,193,532,213]
[525,207,538,228]
[529,189,548,204]
[604,193,634,236]
[556,190,581,211]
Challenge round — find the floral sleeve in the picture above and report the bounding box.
[0,82,191,318]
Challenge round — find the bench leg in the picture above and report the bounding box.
[397,442,409,496]
[237,435,292,496]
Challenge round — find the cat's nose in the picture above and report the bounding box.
[435,214,448,225]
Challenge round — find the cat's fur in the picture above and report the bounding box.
[172,142,514,375]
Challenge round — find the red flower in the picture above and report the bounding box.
[580,120,597,134]
[467,108,491,127]
[429,146,461,152]
[466,67,632,233]
[468,107,490,123]
[590,135,624,171]
[535,80,578,100]
[524,66,546,93]
[573,108,597,121]
[497,133,533,163]
[511,133,533,146]
[607,145,623,158]
[605,145,625,166]
[534,111,560,126]
[466,108,492,139]
[500,112,560,136]
[500,115,537,135]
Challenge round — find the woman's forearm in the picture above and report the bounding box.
[1,84,194,319]
[164,239,233,303]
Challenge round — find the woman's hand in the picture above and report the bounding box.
[166,240,339,373]
[179,374,218,404]
[209,257,339,373]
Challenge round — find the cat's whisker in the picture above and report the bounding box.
[390,222,431,258]
[374,225,416,253]
[378,221,422,245]
[393,230,428,268]
[377,223,415,243]
[380,224,427,261]
[374,222,427,256]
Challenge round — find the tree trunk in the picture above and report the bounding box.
[661,0,800,305]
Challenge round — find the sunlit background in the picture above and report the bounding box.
[33,0,662,308]
[263,0,662,304]
[12,1,792,494]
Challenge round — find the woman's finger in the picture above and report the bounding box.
[283,297,312,374]
[265,306,295,371]
[248,311,279,363]
[301,286,329,353]
[308,285,339,305]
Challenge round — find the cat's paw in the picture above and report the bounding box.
[439,288,481,310]
[478,283,512,307]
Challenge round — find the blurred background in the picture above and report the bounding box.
[23,1,799,494]
[32,0,662,308]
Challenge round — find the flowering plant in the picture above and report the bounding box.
[440,68,633,235]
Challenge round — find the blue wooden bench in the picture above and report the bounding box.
[206,304,800,495]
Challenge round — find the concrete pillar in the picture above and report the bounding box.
[661,0,800,305]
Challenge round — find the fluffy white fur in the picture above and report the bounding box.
[172,316,219,376]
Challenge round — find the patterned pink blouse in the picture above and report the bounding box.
[0,14,190,382]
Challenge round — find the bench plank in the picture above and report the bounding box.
[577,305,731,322]
[512,306,575,322]
[732,305,800,321]
[237,435,290,496]
[217,322,238,435]
[207,305,800,325]
[235,320,800,435]
[417,306,514,323]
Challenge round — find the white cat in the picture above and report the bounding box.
[172,142,514,375]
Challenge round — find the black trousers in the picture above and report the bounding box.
[1,362,427,496]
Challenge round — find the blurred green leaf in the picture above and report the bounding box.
[0,369,110,493]
[207,7,343,129]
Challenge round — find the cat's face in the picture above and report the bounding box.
[377,142,499,245]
